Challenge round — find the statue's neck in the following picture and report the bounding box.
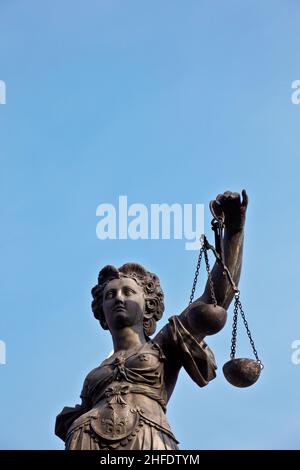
[111,325,146,353]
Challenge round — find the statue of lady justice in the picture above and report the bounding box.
[55,190,248,450]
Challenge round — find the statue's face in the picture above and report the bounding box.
[102,277,145,331]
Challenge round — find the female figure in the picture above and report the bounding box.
[55,190,248,449]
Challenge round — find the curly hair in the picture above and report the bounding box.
[91,262,164,337]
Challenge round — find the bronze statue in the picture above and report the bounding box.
[55,190,248,450]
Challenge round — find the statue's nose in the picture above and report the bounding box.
[114,290,125,303]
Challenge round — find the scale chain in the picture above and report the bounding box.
[189,233,262,367]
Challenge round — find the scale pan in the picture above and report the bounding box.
[223,358,261,387]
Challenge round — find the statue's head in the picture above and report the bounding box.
[91,263,164,337]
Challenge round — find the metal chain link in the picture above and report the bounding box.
[189,240,217,306]
[203,246,217,306]
[230,292,262,365]
[237,295,261,364]
[189,247,204,305]
[230,295,239,359]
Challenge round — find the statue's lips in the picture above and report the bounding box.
[113,306,127,313]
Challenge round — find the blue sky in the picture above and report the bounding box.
[0,0,300,449]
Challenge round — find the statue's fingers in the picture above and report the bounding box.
[210,200,224,220]
[218,192,240,209]
[231,192,241,207]
[224,191,240,200]
[216,193,226,204]
[223,190,234,198]
[241,189,249,208]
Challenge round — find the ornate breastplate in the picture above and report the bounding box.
[91,384,142,441]
[67,342,174,443]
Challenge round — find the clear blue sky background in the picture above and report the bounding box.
[1,0,299,450]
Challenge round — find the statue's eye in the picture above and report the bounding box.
[105,290,115,300]
[123,287,135,296]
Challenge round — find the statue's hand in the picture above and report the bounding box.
[210,189,248,232]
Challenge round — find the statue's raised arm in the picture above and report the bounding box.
[181,190,248,339]
[201,189,248,309]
